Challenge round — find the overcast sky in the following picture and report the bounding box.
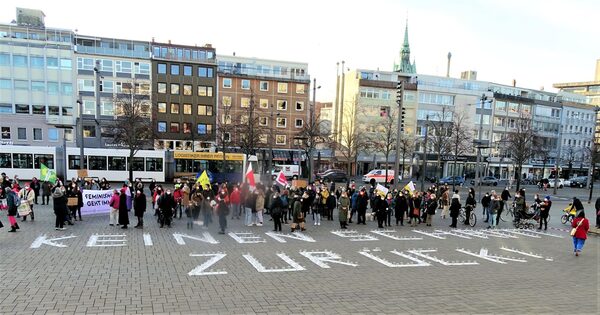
[2,0,598,101]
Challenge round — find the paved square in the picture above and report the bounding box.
[0,199,598,314]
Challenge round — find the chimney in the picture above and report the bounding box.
[512,79,516,87]
[168,39,171,44]
[446,52,452,77]
[204,43,212,48]
[151,37,155,43]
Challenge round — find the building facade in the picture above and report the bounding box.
[152,42,217,151]
[0,11,76,148]
[554,59,600,106]
[216,55,310,170]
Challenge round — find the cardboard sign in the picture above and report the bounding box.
[292,179,307,188]
[77,169,89,178]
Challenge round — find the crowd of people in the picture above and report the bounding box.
[0,172,595,256]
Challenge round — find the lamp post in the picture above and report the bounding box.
[77,98,84,172]
[587,107,599,203]
[309,78,321,183]
[420,115,429,192]
[55,125,73,181]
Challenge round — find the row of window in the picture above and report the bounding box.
[79,101,152,116]
[78,79,151,95]
[221,79,305,94]
[66,155,163,172]
[221,115,303,128]
[223,133,288,146]
[419,92,455,106]
[495,101,531,114]
[1,30,72,43]
[157,83,213,96]
[0,126,67,142]
[152,46,214,61]
[0,104,73,116]
[0,79,73,95]
[0,153,55,169]
[359,88,392,100]
[222,96,305,111]
[157,103,213,116]
[77,57,150,75]
[157,63,214,78]
[565,110,595,121]
[0,54,72,69]
[157,122,214,135]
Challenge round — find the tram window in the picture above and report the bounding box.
[128,157,145,171]
[0,153,11,168]
[34,154,54,169]
[13,153,33,169]
[89,156,108,170]
[146,158,163,172]
[108,157,126,171]
[68,155,88,169]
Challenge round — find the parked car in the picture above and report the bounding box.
[438,176,465,186]
[470,176,498,186]
[271,164,300,179]
[570,176,588,188]
[320,169,348,182]
[547,178,565,188]
[316,169,344,179]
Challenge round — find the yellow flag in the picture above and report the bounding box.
[196,170,210,187]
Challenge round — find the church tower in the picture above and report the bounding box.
[393,20,417,74]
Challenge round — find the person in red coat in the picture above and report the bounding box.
[571,210,590,256]
[229,185,241,219]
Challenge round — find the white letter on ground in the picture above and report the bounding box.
[299,251,358,268]
[228,232,266,244]
[86,234,127,247]
[30,234,77,248]
[173,232,219,245]
[188,253,227,276]
[243,253,305,272]
[265,231,316,243]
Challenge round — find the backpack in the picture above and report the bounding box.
[280,195,289,207]
[13,192,21,207]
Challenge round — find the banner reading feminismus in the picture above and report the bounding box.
[81,190,113,215]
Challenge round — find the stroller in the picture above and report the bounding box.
[513,202,543,229]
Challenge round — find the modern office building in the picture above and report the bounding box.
[554,59,600,106]
[151,41,217,151]
[216,55,310,170]
[0,8,76,148]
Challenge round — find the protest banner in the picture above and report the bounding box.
[81,190,113,215]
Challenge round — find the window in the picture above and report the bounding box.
[44,82,58,94]
[260,99,269,109]
[198,86,213,97]
[170,103,180,114]
[61,83,73,95]
[31,81,45,92]
[33,128,42,141]
[0,53,9,65]
[13,153,33,168]
[157,63,167,74]
[78,79,95,92]
[222,96,232,107]
[83,100,96,115]
[182,122,192,134]
[241,97,250,108]
[223,78,232,88]
[17,128,27,140]
[222,114,232,124]
[295,101,304,111]
[419,92,454,105]
[76,57,93,70]
[183,103,192,115]
[183,65,192,76]
[197,123,213,135]
[146,158,163,172]
[223,132,231,142]
[47,57,59,69]
[135,62,151,75]
[295,119,303,128]
[198,67,213,77]
[100,80,114,93]
[13,55,28,67]
[170,122,180,133]
[277,82,288,93]
[48,106,59,115]
[116,60,132,73]
[157,82,167,94]
[32,105,46,115]
[157,121,167,133]
[157,102,167,113]
[495,101,506,112]
[108,157,126,171]
[183,84,192,96]
[83,126,96,138]
[88,156,107,170]
[60,59,72,70]
[1,127,10,139]
[296,84,305,94]
[170,64,180,75]
[275,135,286,145]
[170,83,180,95]
[34,154,54,169]
[197,105,213,116]
[241,79,250,90]
[101,59,113,72]
[276,117,287,128]
[259,117,268,126]
[277,100,287,110]
[240,115,249,124]
[30,56,44,68]
[260,81,268,91]
[16,104,29,114]
[14,80,29,90]
[0,79,11,89]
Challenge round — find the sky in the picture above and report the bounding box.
[2,0,599,102]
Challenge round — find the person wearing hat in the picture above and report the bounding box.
[5,187,20,232]
[133,189,147,228]
[291,193,305,232]
[538,196,552,230]
[426,193,438,227]
[52,183,67,231]
[571,210,590,256]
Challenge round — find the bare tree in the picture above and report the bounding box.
[216,98,236,171]
[448,109,473,190]
[563,145,577,179]
[506,113,539,192]
[295,112,327,182]
[535,145,552,181]
[111,82,154,182]
[371,111,396,184]
[428,106,453,180]
[233,91,264,157]
[397,136,415,179]
[337,98,369,178]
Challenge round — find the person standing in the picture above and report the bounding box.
[109,189,120,226]
[500,187,511,219]
[488,192,500,229]
[356,188,369,225]
[30,177,40,205]
[350,189,358,223]
[189,189,203,229]
[291,193,306,232]
[41,180,51,205]
[216,190,230,234]
[465,188,476,226]
[481,192,491,223]
[394,191,408,226]
[229,185,241,220]
[52,184,67,231]
[244,187,256,226]
[449,196,461,228]
[338,191,350,229]
[426,193,437,226]
[538,196,551,230]
[270,191,283,232]
[119,187,129,229]
[66,185,82,222]
[255,186,265,226]
[375,194,387,229]
[326,190,337,222]
[201,185,215,227]
[595,197,600,229]
[571,210,590,256]
[19,184,35,222]
[158,189,175,228]
[5,187,19,232]
[181,183,190,220]
[133,190,146,228]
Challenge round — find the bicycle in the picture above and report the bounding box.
[458,206,477,227]
[500,202,515,222]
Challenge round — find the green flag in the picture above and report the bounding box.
[40,163,57,184]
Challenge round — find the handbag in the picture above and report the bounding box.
[570,219,583,236]
[413,208,420,216]
[17,203,31,216]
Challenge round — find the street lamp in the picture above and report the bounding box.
[55,124,73,182]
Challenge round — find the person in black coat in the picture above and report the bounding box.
[326,193,337,221]
[52,184,67,230]
[395,192,408,226]
[374,194,388,228]
[465,188,476,225]
[118,187,130,229]
[133,190,146,228]
[356,189,369,225]
[270,192,284,232]
[449,197,461,228]
[158,190,176,228]
[595,197,600,228]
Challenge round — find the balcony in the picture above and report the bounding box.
[46,115,75,126]
[75,45,151,59]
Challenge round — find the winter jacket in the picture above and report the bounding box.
[572,217,589,240]
[5,190,18,216]
[109,193,120,209]
[230,189,241,204]
[338,196,350,222]
[181,186,190,207]
[133,193,147,217]
[427,200,438,215]
[449,198,461,218]
[481,194,491,208]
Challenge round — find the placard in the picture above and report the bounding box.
[81,190,113,215]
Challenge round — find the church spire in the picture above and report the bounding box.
[394,19,416,74]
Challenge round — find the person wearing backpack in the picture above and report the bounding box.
[5,187,20,232]
[270,191,284,232]
[279,190,289,224]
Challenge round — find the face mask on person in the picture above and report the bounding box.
[166,191,171,195]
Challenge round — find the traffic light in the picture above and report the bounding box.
[400,107,406,132]
[397,81,405,132]
[396,81,403,105]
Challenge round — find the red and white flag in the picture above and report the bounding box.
[245,163,256,188]
[275,170,288,186]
